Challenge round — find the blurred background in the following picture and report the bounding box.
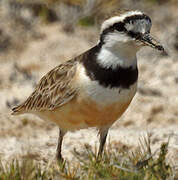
[0,0,177,165]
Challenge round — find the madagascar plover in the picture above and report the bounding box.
[12,10,164,161]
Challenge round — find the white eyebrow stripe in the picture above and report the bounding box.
[101,11,143,33]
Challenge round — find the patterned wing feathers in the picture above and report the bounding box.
[12,60,77,115]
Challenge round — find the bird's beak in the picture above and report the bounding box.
[140,33,165,52]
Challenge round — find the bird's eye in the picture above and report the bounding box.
[130,20,134,24]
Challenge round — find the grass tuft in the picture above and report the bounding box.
[0,135,175,180]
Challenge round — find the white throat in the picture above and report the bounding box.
[97,33,139,69]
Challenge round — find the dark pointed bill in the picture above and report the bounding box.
[140,33,165,52]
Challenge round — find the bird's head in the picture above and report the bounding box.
[100,10,164,52]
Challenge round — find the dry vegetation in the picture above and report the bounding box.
[0,136,176,179]
[0,0,177,179]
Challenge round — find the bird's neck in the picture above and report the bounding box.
[81,42,138,89]
[97,38,138,69]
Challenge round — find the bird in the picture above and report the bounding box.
[11,10,164,161]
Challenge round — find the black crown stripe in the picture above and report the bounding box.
[100,14,151,43]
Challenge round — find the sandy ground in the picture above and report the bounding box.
[0,4,177,171]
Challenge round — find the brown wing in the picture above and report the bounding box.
[12,59,78,115]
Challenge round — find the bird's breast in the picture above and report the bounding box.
[75,64,137,106]
[38,64,138,131]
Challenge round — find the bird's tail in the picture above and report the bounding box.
[11,104,25,115]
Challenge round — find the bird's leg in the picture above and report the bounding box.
[56,128,66,162]
[97,127,109,159]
